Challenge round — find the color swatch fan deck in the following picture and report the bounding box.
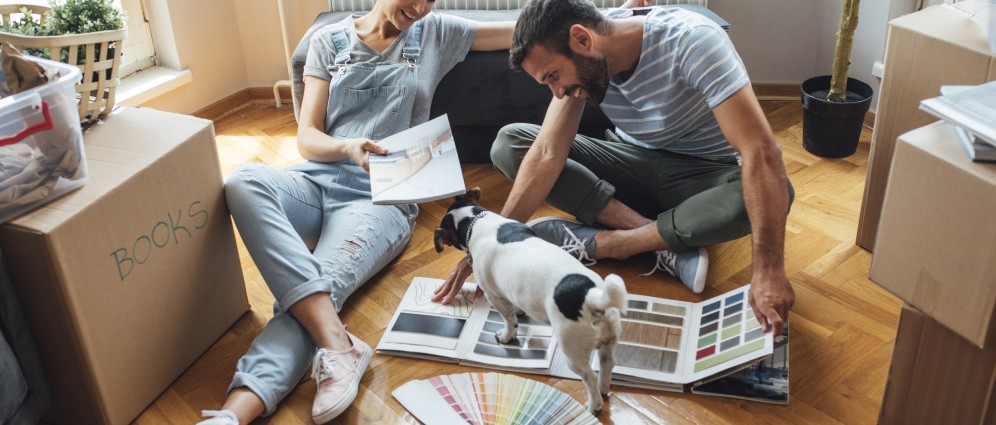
[392,372,600,425]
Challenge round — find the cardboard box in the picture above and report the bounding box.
[879,304,996,425]
[857,0,996,251]
[869,121,996,348]
[0,108,249,425]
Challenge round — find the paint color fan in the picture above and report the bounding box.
[392,372,600,425]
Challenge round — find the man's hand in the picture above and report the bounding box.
[748,271,794,335]
[346,138,388,171]
[433,256,473,304]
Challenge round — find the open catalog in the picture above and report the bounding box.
[377,277,788,403]
[368,114,466,205]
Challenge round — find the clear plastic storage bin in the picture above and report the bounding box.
[0,55,87,224]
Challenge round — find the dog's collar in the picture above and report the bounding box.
[463,210,489,265]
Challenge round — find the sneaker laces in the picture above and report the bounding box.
[641,250,677,277]
[311,348,337,385]
[558,224,596,266]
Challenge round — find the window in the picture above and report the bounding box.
[114,0,155,77]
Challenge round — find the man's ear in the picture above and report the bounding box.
[434,227,458,253]
[569,24,595,54]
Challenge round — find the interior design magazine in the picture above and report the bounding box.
[368,114,466,205]
[377,277,780,398]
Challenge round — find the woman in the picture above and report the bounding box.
[196,0,512,423]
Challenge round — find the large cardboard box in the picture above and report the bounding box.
[857,0,996,251]
[879,304,996,424]
[869,121,996,348]
[0,108,249,425]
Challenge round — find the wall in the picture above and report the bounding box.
[137,0,250,114]
[236,0,327,87]
[144,0,920,113]
[712,0,916,109]
[710,0,820,84]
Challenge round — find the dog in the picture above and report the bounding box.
[433,188,627,413]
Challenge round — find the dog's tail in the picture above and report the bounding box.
[591,273,628,315]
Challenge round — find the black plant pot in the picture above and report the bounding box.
[800,76,873,158]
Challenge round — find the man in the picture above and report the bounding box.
[435,0,794,336]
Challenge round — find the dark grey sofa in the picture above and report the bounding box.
[290,3,726,163]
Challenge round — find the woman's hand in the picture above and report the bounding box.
[433,256,473,304]
[346,138,388,171]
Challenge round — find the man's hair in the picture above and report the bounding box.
[509,0,610,71]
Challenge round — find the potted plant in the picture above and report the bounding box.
[800,0,873,158]
[0,0,127,122]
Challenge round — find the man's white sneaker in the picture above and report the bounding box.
[641,247,709,293]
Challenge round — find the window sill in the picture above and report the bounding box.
[116,66,192,107]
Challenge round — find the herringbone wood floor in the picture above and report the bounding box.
[133,99,900,424]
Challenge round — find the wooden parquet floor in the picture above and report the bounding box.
[133,100,900,424]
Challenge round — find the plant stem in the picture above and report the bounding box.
[828,0,860,102]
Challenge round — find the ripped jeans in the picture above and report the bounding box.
[223,161,416,415]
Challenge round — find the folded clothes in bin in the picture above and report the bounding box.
[0,55,86,224]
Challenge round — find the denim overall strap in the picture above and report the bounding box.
[401,21,423,69]
[311,19,423,176]
[330,26,352,74]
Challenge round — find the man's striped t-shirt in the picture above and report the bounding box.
[601,7,749,160]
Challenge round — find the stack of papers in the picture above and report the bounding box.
[919,81,996,163]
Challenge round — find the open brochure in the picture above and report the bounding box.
[377,277,779,398]
[920,81,996,148]
[691,320,789,404]
[368,114,466,205]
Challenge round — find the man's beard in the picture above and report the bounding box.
[570,54,609,106]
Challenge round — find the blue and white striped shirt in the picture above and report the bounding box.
[601,7,749,160]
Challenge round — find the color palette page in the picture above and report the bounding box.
[377,277,486,360]
[392,372,600,425]
[597,294,695,387]
[597,285,773,387]
[460,308,558,371]
[683,285,773,383]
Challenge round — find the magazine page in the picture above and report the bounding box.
[376,277,485,362]
[593,294,695,386]
[459,307,559,372]
[691,321,789,404]
[679,285,774,384]
[369,114,466,205]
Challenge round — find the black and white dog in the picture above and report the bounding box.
[434,188,627,413]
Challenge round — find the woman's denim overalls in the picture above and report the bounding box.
[222,22,424,415]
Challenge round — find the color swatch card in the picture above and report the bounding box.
[392,372,600,425]
[603,285,774,389]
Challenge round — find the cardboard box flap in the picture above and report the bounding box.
[893,4,995,57]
